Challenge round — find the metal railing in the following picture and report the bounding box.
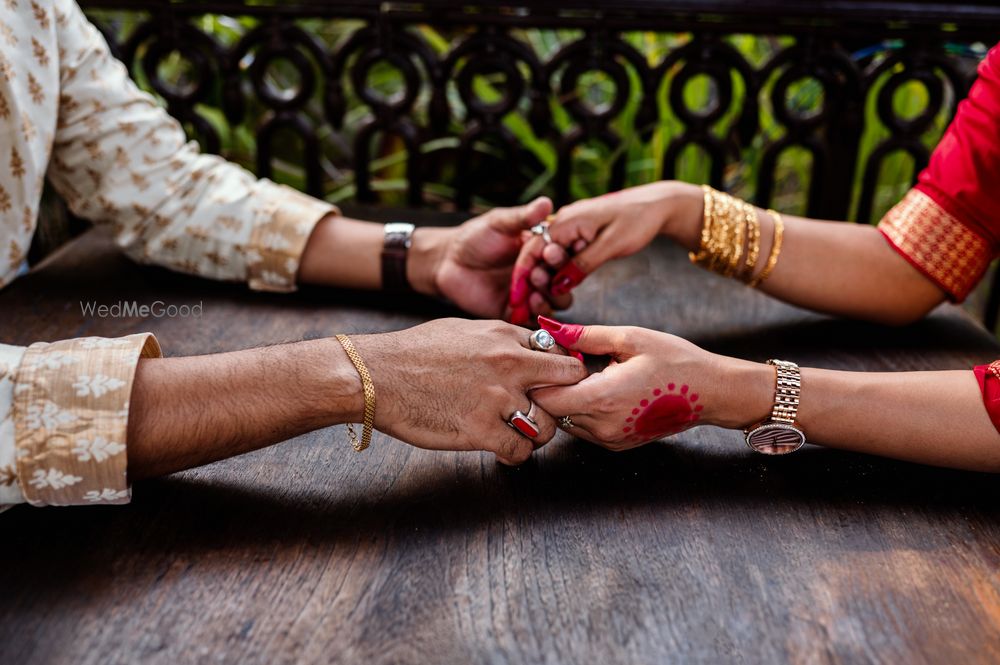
[79,0,1000,324]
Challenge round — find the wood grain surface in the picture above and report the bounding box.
[1,214,999,665]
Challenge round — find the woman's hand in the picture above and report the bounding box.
[541,181,704,296]
[529,317,772,451]
[352,318,587,464]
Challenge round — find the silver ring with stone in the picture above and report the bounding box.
[508,403,541,439]
[529,329,556,352]
[530,222,553,245]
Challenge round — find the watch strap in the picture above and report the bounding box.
[381,222,415,293]
[768,359,800,424]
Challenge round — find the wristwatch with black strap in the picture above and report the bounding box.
[381,222,415,293]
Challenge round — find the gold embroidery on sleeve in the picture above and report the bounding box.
[878,189,994,301]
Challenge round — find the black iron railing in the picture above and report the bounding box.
[79,1,1000,323]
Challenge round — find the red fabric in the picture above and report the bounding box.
[915,45,1000,249]
[973,364,1000,434]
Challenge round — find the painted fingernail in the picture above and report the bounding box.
[550,261,587,296]
[537,315,584,348]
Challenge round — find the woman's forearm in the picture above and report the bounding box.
[662,183,947,325]
[728,360,1000,472]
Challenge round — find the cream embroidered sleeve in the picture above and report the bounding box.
[0,334,161,511]
[45,0,338,293]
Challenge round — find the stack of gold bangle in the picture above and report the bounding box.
[689,185,783,287]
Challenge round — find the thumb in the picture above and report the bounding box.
[537,317,629,357]
[491,197,554,234]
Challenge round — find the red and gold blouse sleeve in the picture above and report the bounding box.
[877,45,1000,302]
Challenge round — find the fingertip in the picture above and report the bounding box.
[529,293,552,320]
[530,266,550,290]
[542,243,568,268]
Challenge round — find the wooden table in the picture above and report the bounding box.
[2,213,999,664]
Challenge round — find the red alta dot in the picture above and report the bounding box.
[640,399,649,407]
[626,417,633,422]
[695,405,704,412]
[668,383,675,391]
[690,393,699,402]
[623,427,632,433]
[632,408,640,415]
[653,388,662,396]
[680,385,689,394]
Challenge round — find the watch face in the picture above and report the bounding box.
[745,423,805,455]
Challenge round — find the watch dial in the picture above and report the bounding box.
[746,424,805,455]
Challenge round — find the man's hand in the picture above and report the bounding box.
[410,198,572,319]
[353,318,587,464]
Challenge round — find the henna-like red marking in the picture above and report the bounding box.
[550,261,587,296]
[508,265,531,306]
[623,383,702,441]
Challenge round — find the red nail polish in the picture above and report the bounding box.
[550,262,587,296]
[537,315,562,333]
[572,351,585,363]
[537,315,583,348]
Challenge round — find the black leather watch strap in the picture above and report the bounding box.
[381,222,415,293]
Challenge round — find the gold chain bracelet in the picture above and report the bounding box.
[335,334,376,452]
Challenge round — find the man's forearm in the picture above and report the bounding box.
[727,361,1000,472]
[296,214,448,296]
[663,183,947,325]
[126,338,362,480]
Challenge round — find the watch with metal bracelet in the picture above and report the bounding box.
[382,222,415,292]
[744,359,806,455]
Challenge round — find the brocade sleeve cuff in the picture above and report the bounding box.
[246,182,337,293]
[12,333,161,507]
[877,189,994,302]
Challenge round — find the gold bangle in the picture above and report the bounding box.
[741,201,760,282]
[749,209,784,288]
[726,197,745,278]
[689,184,715,265]
[335,334,376,452]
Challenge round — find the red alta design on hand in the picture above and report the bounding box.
[623,384,703,439]
[507,265,532,325]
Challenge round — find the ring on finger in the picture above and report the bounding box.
[529,221,553,245]
[508,402,541,439]
[529,328,556,352]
